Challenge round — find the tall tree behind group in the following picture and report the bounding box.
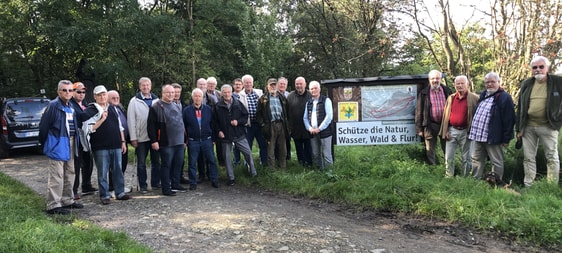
[406,0,561,96]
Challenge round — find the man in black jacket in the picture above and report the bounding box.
[415,70,453,165]
[214,84,257,186]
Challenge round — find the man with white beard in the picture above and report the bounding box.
[516,56,562,187]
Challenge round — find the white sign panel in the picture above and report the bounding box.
[336,121,419,145]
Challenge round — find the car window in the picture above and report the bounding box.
[6,101,48,121]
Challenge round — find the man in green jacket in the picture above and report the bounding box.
[516,56,562,187]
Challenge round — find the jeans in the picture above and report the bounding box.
[109,146,128,191]
[444,127,472,177]
[246,123,268,165]
[293,137,312,166]
[92,148,125,200]
[159,144,185,193]
[311,135,333,169]
[188,138,218,185]
[135,141,161,190]
[471,142,504,179]
[522,125,560,186]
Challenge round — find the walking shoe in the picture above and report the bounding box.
[212,181,220,188]
[228,180,235,186]
[140,188,148,194]
[110,191,116,199]
[117,194,132,200]
[82,187,98,195]
[189,184,197,191]
[73,192,81,200]
[163,191,177,196]
[180,177,190,184]
[46,207,70,215]
[172,185,187,192]
[197,175,205,183]
[63,202,84,209]
[101,199,111,205]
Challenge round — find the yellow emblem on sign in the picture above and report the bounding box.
[338,102,358,121]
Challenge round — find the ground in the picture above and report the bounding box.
[0,152,543,253]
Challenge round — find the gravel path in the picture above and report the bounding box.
[1,153,534,253]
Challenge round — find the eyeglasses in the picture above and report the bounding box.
[532,65,545,70]
[111,97,120,100]
[60,89,75,93]
[76,91,86,94]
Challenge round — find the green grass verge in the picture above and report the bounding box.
[0,173,151,253]
[235,142,562,248]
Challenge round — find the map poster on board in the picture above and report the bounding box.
[331,84,419,145]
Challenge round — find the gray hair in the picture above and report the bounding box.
[139,77,151,85]
[221,84,233,92]
[57,80,72,90]
[241,74,253,83]
[454,75,468,83]
[191,88,204,97]
[484,72,501,83]
[530,56,551,67]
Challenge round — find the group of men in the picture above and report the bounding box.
[416,56,562,188]
[39,74,334,214]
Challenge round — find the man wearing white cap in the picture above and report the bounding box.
[83,85,132,205]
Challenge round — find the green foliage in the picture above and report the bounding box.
[0,172,150,253]
[246,144,562,247]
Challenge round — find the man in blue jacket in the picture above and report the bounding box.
[183,88,219,190]
[39,80,84,215]
[468,72,515,179]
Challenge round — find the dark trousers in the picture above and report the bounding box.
[246,123,268,165]
[73,148,94,194]
[293,137,312,166]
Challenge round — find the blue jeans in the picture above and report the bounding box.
[135,141,161,190]
[246,123,268,165]
[293,137,312,166]
[159,144,185,193]
[92,148,125,200]
[188,138,218,185]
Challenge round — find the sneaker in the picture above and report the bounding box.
[117,194,132,200]
[172,185,187,192]
[109,191,116,199]
[180,177,190,184]
[82,187,98,195]
[163,191,177,196]
[140,188,148,194]
[46,207,70,215]
[63,202,84,209]
[189,184,197,191]
[212,181,220,188]
[101,199,111,205]
[228,180,235,186]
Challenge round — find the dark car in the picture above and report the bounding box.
[0,97,50,158]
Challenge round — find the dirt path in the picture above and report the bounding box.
[1,152,535,253]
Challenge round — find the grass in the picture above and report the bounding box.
[235,141,562,248]
[3,142,561,251]
[0,172,151,253]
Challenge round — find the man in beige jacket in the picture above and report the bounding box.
[439,75,479,177]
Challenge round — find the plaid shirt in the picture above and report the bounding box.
[430,86,446,122]
[246,90,259,122]
[469,96,494,142]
